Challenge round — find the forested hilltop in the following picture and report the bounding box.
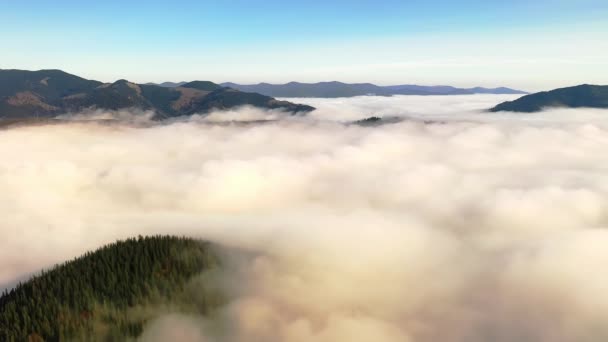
[490,84,608,112]
[0,236,222,341]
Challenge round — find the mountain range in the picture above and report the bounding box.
[0,69,314,119]
[490,84,608,112]
[145,81,527,98]
[4,70,604,118]
[217,81,527,98]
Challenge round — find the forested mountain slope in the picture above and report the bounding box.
[0,236,222,341]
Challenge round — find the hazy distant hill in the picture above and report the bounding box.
[0,236,221,341]
[382,84,471,95]
[490,84,608,112]
[221,81,527,98]
[468,86,525,95]
[0,69,314,119]
[222,81,394,97]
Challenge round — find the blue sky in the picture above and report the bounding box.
[1,0,607,90]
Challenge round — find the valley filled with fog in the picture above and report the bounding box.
[2,94,608,341]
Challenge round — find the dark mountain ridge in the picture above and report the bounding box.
[490,84,608,112]
[0,69,314,119]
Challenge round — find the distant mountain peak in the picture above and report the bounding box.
[180,80,223,91]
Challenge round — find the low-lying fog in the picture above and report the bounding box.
[2,94,608,341]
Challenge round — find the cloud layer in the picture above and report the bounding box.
[2,95,608,341]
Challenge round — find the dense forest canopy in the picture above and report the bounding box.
[0,235,222,341]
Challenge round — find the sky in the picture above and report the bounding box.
[1,0,607,91]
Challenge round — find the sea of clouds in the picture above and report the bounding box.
[2,94,608,341]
